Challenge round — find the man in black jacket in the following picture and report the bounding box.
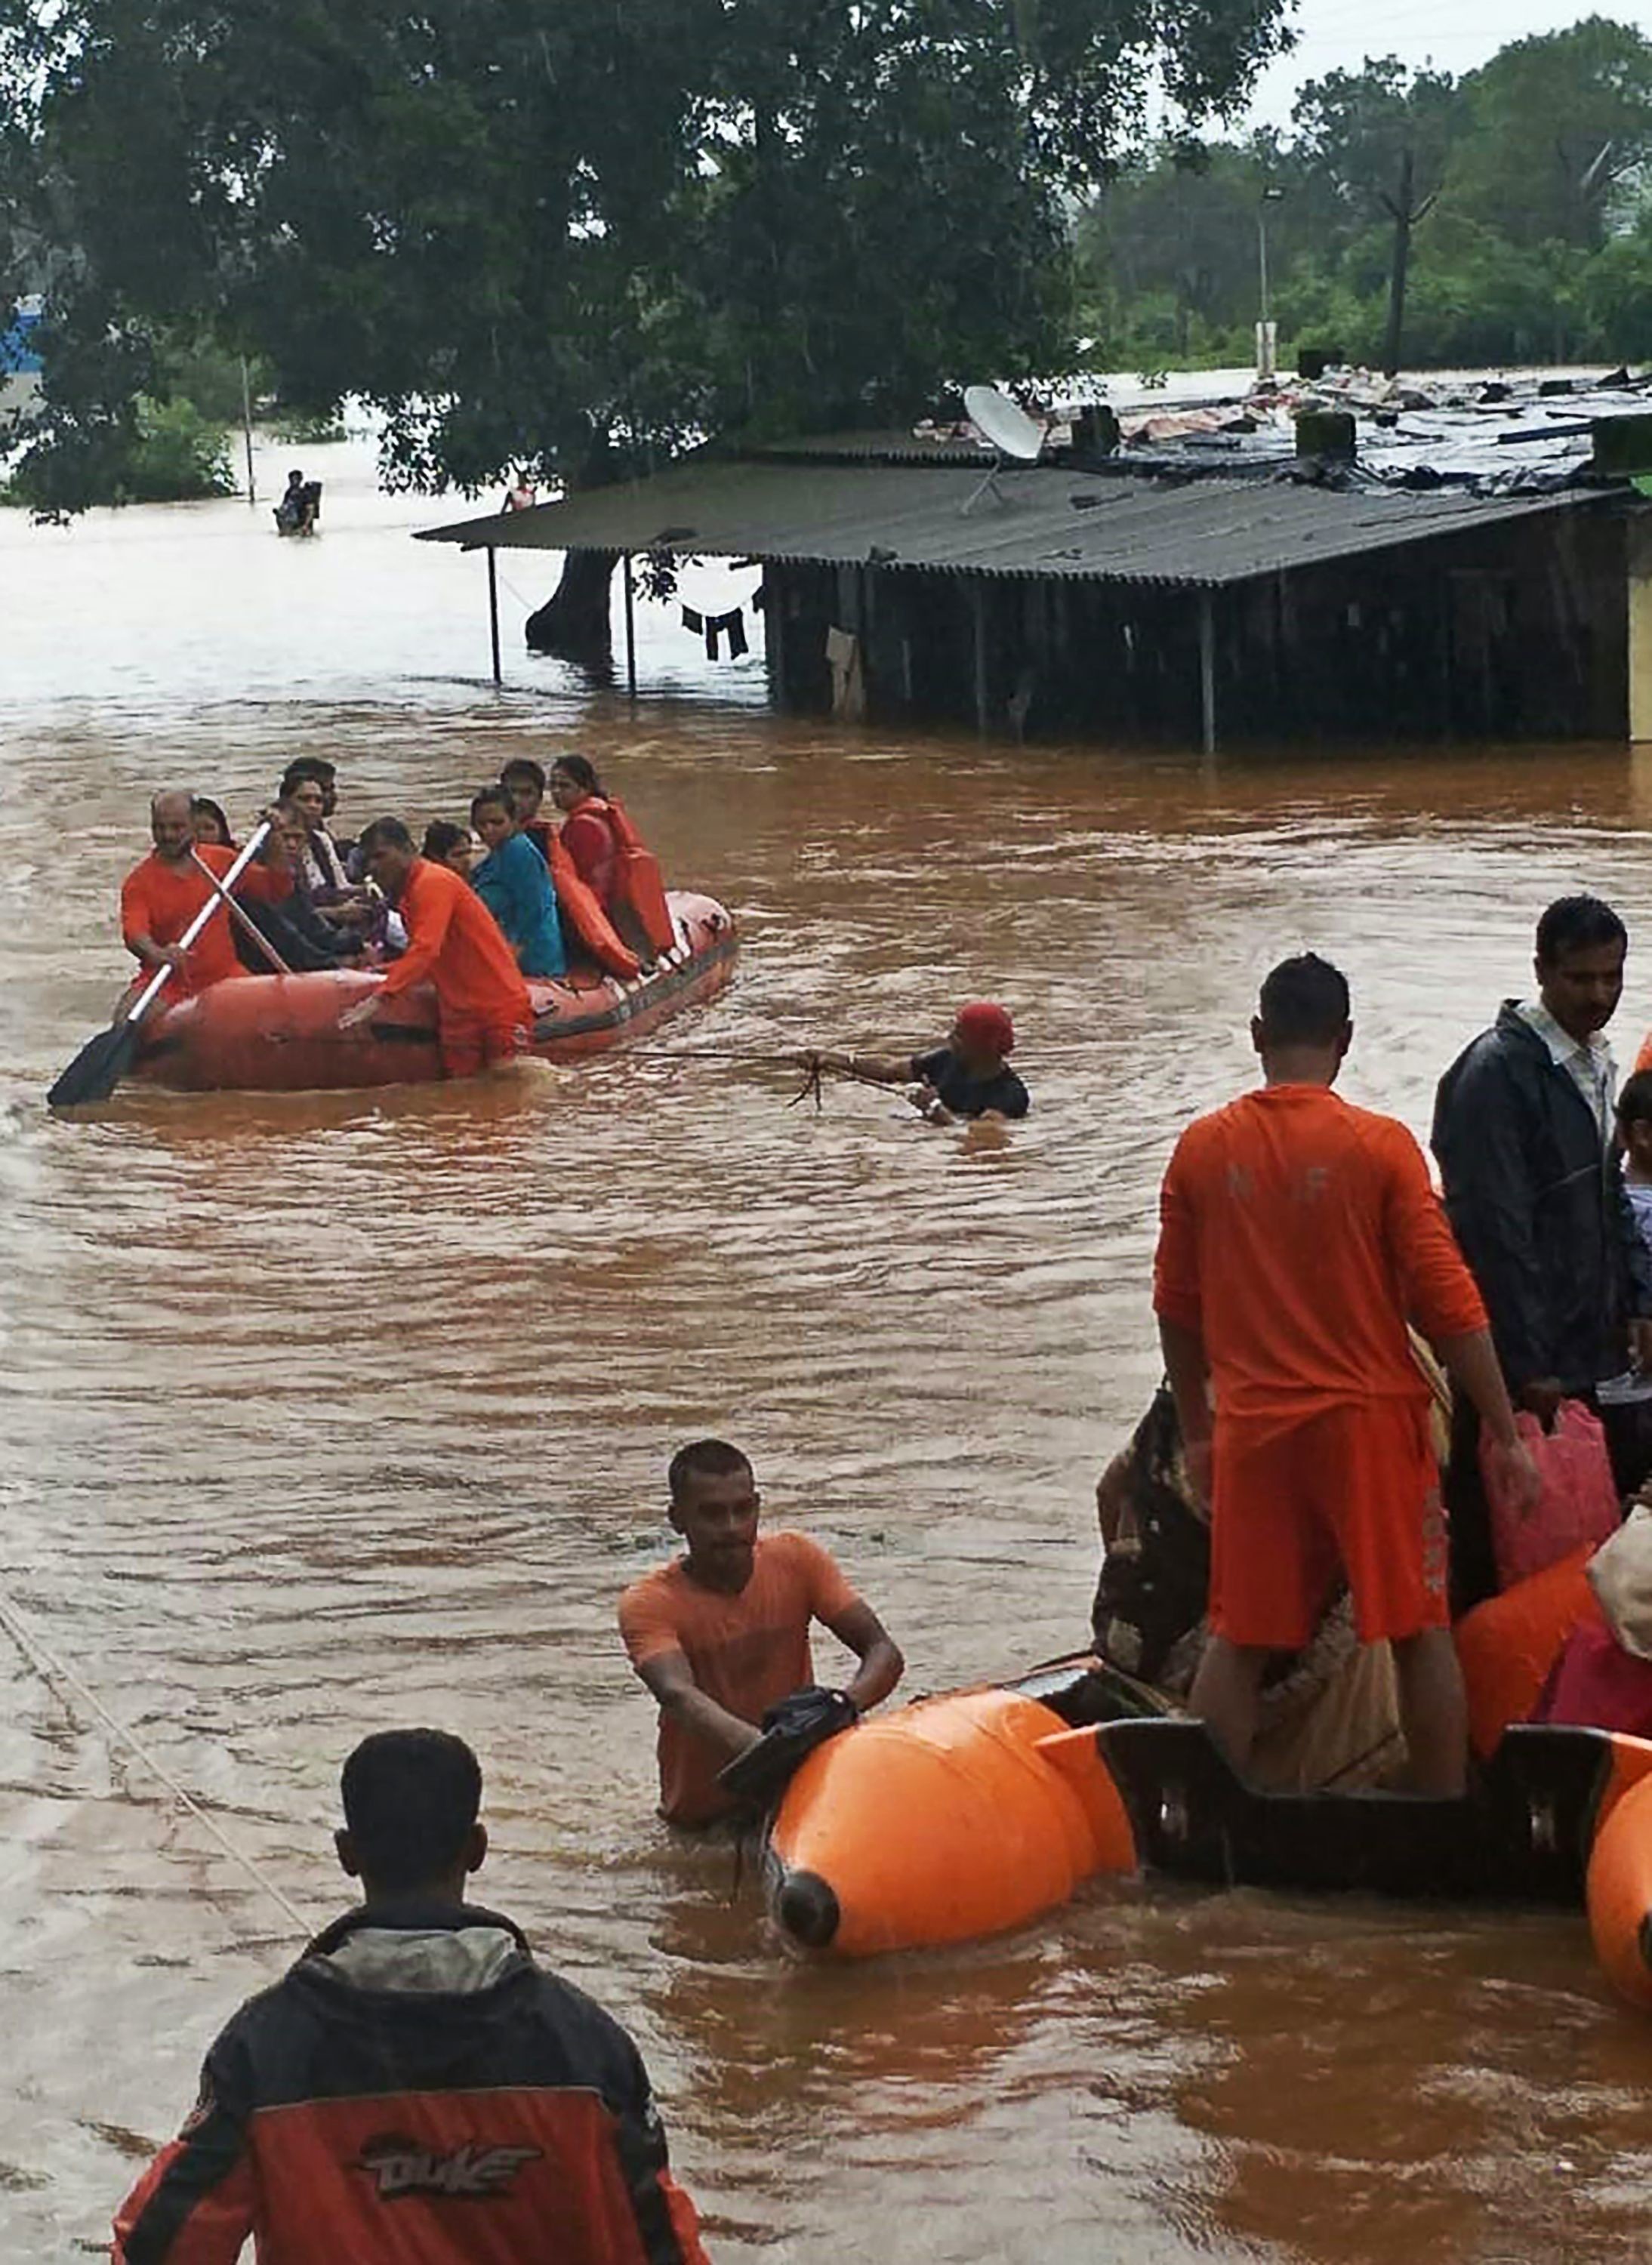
[114,1728,708,2265]
[1433,894,1652,1600]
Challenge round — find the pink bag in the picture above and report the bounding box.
[1481,1399,1621,1590]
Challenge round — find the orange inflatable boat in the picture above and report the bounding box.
[130,890,736,1092]
[763,1659,1145,1957]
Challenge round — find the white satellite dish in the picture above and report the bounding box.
[960,384,1046,514]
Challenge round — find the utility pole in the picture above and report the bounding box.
[1256,185,1284,384]
[239,356,257,505]
[1379,148,1436,379]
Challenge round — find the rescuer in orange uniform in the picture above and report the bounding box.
[113,1728,709,2265]
[120,788,287,1000]
[619,1440,905,1829]
[338,816,532,1077]
[1153,954,1540,1795]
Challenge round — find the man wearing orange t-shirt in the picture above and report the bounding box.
[618,1440,904,1828]
[1154,954,1540,1794]
[338,816,532,1077]
[120,788,287,1000]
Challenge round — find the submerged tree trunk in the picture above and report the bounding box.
[525,546,619,660]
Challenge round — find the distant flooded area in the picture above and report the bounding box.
[2,436,1648,2261]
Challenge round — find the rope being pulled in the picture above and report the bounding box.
[0,1585,313,1940]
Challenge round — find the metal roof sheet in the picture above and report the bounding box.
[415,461,1602,588]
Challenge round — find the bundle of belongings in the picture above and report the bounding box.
[1533,1502,1652,1738]
[1089,1336,1453,1792]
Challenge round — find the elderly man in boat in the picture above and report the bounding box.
[119,787,291,1005]
[337,815,532,1077]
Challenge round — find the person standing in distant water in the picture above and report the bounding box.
[1434,895,1652,1596]
[470,785,566,978]
[338,817,532,1078]
[618,1440,905,1829]
[120,788,287,1003]
[550,755,621,908]
[800,1001,1028,1123]
[1155,954,1539,1795]
[502,469,538,512]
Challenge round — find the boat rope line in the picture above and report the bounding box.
[0,1585,313,1940]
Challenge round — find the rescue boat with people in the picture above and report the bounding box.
[130,888,737,1093]
[755,1590,1652,1993]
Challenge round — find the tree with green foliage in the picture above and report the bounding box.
[1289,60,1461,374]
[0,0,1290,641]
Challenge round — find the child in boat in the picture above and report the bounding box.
[802,1000,1029,1123]
[618,1439,904,1829]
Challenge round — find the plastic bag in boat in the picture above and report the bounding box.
[1481,1399,1621,1589]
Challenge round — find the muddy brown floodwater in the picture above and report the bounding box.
[1,436,1648,2261]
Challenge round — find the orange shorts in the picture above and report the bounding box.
[1209,1399,1448,1648]
[439,1014,529,1080]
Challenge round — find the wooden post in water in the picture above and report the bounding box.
[1198,591,1218,757]
[972,579,989,734]
[622,553,638,702]
[486,547,502,686]
[239,357,256,507]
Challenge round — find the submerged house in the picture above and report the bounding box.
[418,390,1652,750]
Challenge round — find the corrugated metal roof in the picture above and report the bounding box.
[415,461,1604,588]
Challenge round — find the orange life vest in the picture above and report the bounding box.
[544,833,640,980]
[599,796,677,959]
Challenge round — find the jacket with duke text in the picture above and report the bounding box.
[112,1901,710,2265]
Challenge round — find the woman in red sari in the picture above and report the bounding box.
[549,754,620,908]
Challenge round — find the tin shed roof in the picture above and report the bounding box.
[416,460,1603,589]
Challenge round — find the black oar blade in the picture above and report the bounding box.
[48,1020,143,1109]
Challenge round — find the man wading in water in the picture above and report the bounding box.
[800,1000,1028,1124]
[1154,955,1540,1795]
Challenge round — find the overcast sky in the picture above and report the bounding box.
[1237,0,1652,128]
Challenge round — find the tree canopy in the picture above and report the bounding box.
[1075,17,1652,373]
[0,0,1291,506]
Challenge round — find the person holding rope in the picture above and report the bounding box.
[113,1727,710,2265]
[800,1000,1028,1124]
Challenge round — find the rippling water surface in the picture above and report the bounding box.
[1,437,1648,2260]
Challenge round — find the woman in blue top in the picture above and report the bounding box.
[470,784,566,977]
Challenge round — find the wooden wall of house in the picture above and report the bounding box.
[763,504,1629,747]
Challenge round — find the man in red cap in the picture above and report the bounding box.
[802,1001,1028,1123]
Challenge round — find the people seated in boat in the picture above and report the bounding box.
[499,757,555,863]
[618,1439,905,1830]
[190,796,234,849]
[470,784,567,978]
[235,803,365,975]
[278,764,356,901]
[803,1000,1029,1124]
[549,755,620,907]
[337,816,532,1077]
[112,1728,710,2265]
[273,467,321,535]
[119,788,288,1003]
[422,818,480,878]
[1155,952,1540,1797]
